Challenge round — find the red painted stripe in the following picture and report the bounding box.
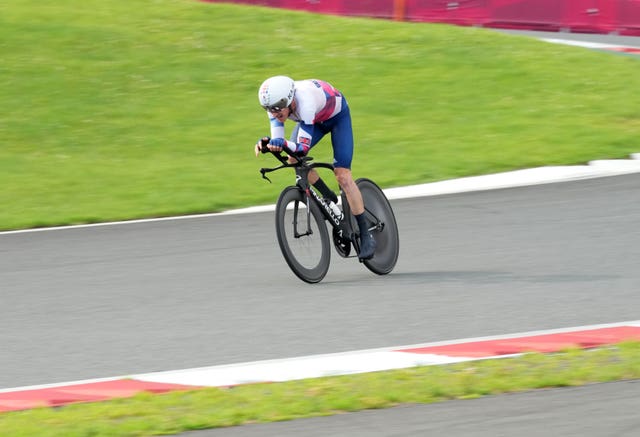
[0,379,199,412]
[2,325,638,413]
[396,326,640,357]
[609,47,640,54]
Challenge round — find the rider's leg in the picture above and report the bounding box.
[290,165,338,204]
[335,167,376,259]
[327,101,376,259]
[308,170,338,203]
[334,167,363,214]
[307,168,319,184]
[290,124,338,203]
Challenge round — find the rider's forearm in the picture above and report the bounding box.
[290,141,310,155]
[269,116,285,139]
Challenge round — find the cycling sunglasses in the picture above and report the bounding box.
[263,105,285,113]
[262,98,289,113]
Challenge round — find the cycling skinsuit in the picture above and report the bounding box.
[266,79,354,169]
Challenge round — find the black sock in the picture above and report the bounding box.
[355,213,369,235]
[313,178,338,203]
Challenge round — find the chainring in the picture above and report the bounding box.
[332,227,351,257]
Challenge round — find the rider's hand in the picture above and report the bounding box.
[268,137,286,152]
[254,136,270,157]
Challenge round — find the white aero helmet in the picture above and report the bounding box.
[258,75,295,111]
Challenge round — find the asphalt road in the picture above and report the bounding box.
[496,28,640,48]
[180,173,640,437]
[2,173,640,387]
[2,173,640,435]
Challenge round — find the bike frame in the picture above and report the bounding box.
[260,150,356,247]
[259,141,399,280]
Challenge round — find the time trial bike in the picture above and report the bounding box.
[259,141,399,283]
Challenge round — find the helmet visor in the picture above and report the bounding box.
[262,97,289,113]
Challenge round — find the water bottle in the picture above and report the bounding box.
[328,201,343,220]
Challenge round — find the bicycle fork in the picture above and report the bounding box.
[293,194,314,238]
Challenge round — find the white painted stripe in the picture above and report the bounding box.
[127,319,640,386]
[130,319,640,387]
[541,38,640,51]
[387,157,640,199]
[5,320,636,393]
[2,155,640,236]
[0,209,273,236]
[588,159,640,170]
[133,352,469,387]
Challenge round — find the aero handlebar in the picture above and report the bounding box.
[258,137,334,182]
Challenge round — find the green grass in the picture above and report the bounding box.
[1,0,639,230]
[1,342,639,436]
[2,2,639,432]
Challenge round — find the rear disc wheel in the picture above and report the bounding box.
[356,178,399,275]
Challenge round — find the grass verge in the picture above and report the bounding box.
[1,0,640,230]
[1,342,639,436]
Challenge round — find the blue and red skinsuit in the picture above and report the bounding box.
[266,79,355,169]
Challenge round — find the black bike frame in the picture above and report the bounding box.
[260,151,354,241]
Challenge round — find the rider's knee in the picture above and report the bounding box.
[334,167,353,187]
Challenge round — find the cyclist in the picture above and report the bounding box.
[255,75,376,260]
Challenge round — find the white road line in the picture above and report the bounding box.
[2,155,639,236]
[2,320,638,393]
[541,37,640,50]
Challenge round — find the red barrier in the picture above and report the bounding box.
[488,0,567,31]
[207,0,640,35]
[618,0,640,34]
[565,0,617,34]
[405,1,491,26]
[344,0,395,18]
[215,0,394,17]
